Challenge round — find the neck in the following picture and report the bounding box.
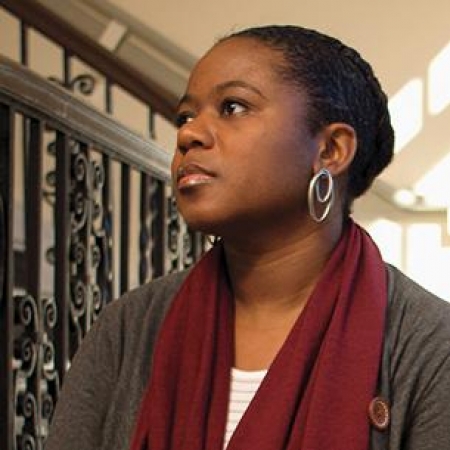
[224,217,345,314]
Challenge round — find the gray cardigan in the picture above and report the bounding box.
[45,265,450,450]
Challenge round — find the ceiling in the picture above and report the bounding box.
[43,0,450,213]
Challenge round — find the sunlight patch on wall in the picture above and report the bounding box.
[406,223,450,301]
[414,151,450,208]
[366,219,403,268]
[428,40,450,115]
[388,79,423,154]
[365,219,450,301]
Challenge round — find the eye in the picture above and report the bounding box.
[221,99,248,117]
[175,111,194,128]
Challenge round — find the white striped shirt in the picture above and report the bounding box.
[223,368,268,448]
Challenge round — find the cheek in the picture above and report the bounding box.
[254,144,315,200]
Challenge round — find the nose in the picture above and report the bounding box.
[176,114,214,154]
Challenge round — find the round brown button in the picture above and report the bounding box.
[368,397,390,431]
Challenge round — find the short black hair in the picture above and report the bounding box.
[221,25,395,214]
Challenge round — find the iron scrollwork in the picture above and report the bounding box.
[68,143,112,344]
[165,187,202,273]
[13,292,58,449]
[47,74,96,97]
[13,295,40,449]
[166,192,181,273]
[43,134,112,338]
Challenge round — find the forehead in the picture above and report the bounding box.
[187,38,288,92]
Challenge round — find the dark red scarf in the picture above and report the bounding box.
[129,220,387,450]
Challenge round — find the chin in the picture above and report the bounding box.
[182,217,219,236]
[177,197,212,222]
[179,209,226,236]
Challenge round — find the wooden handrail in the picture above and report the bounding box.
[0,0,179,121]
[0,55,172,180]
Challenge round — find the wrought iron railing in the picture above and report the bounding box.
[0,39,203,450]
[0,2,207,449]
[0,3,207,448]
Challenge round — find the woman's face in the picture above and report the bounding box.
[171,37,321,239]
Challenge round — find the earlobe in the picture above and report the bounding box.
[313,123,357,176]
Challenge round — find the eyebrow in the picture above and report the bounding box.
[177,80,267,110]
[214,80,267,99]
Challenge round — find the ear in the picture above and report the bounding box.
[313,123,357,176]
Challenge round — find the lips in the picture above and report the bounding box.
[176,163,215,190]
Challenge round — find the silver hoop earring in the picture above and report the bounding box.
[307,168,334,223]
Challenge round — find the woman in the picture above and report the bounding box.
[45,26,450,450]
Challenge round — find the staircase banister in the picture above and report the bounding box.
[0,55,172,181]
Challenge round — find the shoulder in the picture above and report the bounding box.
[386,264,450,348]
[96,270,189,334]
[46,272,190,450]
[384,264,450,446]
[386,263,450,370]
[72,269,190,383]
[113,269,189,310]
